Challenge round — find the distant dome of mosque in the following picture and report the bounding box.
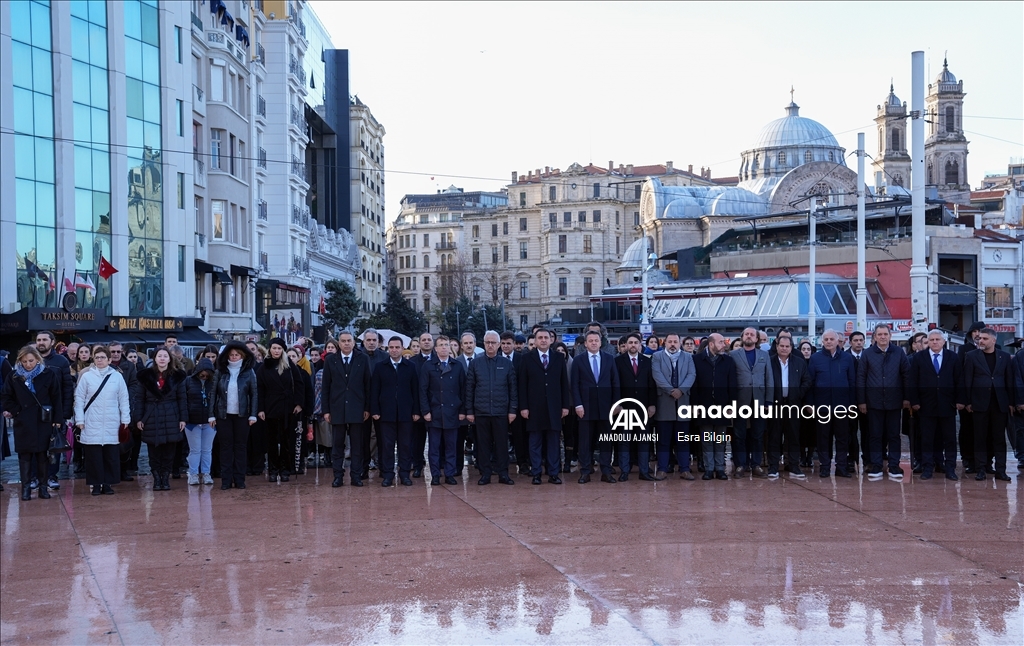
[752,102,840,150]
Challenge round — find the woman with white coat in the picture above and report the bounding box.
[74,346,131,496]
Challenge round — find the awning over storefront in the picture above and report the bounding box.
[196,259,232,285]
[231,264,258,279]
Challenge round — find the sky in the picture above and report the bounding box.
[309,1,1024,224]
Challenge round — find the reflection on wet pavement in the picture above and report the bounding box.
[1,459,1021,644]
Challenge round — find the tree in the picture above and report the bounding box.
[435,297,514,341]
[357,283,426,336]
[322,279,361,333]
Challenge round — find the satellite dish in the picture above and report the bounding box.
[62,292,78,311]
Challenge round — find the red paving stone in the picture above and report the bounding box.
[1,462,1021,644]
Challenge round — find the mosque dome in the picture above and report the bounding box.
[935,58,957,85]
[752,102,840,150]
[884,83,902,108]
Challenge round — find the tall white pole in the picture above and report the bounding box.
[856,132,867,333]
[910,51,929,332]
[641,234,649,324]
[808,204,816,342]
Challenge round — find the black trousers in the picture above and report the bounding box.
[529,429,561,476]
[147,442,177,476]
[218,415,250,485]
[958,410,974,466]
[848,412,870,466]
[577,419,612,476]
[332,422,364,481]
[364,417,377,477]
[973,409,1008,472]
[411,420,426,469]
[868,408,902,468]
[123,426,143,473]
[454,425,468,472]
[19,451,48,487]
[918,415,956,473]
[766,399,801,471]
[816,416,850,471]
[475,416,509,479]
[265,416,294,476]
[379,420,412,480]
[247,417,267,475]
[510,416,528,468]
[83,444,120,485]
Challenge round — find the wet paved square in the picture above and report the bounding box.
[1,457,1021,644]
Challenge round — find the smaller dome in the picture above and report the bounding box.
[885,83,902,107]
[618,236,654,270]
[935,57,957,84]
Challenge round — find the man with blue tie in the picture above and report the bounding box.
[420,335,466,486]
[571,330,621,483]
[518,328,570,485]
[370,337,420,487]
[907,330,962,480]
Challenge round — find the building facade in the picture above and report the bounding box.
[350,96,385,314]
[925,58,970,204]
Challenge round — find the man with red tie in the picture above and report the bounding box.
[613,333,657,481]
[518,328,570,485]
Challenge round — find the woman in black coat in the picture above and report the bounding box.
[137,346,187,491]
[1,346,63,500]
[212,341,259,489]
[287,347,315,475]
[257,338,305,482]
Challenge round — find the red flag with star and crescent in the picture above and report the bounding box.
[98,255,118,280]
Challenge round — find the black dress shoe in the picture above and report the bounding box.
[477,477,491,485]
[445,476,458,485]
[702,471,714,481]
[498,476,515,485]
[120,474,134,482]
[715,471,728,480]
[401,477,413,486]
[945,472,959,481]
[431,476,440,486]
[532,476,542,485]
[835,469,852,478]
[617,473,629,482]
[92,485,103,496]
[600,474,616,483]
[102,485,115,495]
[638,473,656,482]
[280,474,289,482]
[548,475,562,485]
[920,471,933,480]
[578,474,590,484]
[221,482,232,490]
[21,486,32,500]
[235,482,246,489]
[332,477,343,487]
[382,478,394,487]
[975,471,986,481]
[351,478,364,487]
[994,472,1011,482]
[412,468,423,478]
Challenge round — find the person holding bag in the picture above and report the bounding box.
[1,346,63,501]
[137,347,187,491]
[74,346,131,496]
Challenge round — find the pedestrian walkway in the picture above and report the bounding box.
[0,456,1021,644]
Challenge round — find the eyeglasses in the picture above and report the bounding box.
[110,350,122,354]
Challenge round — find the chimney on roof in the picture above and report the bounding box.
[705,168,711,179]
[626,164,634,176]
[619,164,624,174]
[688,164,693,174]
[528,170,533,179]
[666,161,673,172]
[544,166,550,175]
[536,169,541,179]
[608,160,614,171]
[512,171,518,183]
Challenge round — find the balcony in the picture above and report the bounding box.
[256,43,265,67]
[259,251,268,272]
[255,0,265,16]
[291,255,310,275]
[190,11,203,32]
[257,147,267,170]
[194,157,206,188]
[291,205,304,225]
[257,200,268,221]
[290,156,307,182]
[290,105,307,132]
[288,55,306,87]
[299,20,307,41]
[435,243,457,251]
[256,95,266,118]
[542,221,606,233]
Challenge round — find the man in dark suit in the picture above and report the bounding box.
[957,321,985,472]
[454,332,478,471]
[466,331,518,485]
[847,331,870,470]
[768,335,811,479]
[571,330,621,483]
[360,328,389,478]
[321,332,372,487]
[857,324,911,481]
[500,331,528,474]
[518,328,570,485]
[691,333,737,480]
[613,333,657,481]
[420,335,466,486]
[370,336,420,487]
[408,332,438,478]
[908,330,963,480]
[807,329,857,478]
[962,327,1016,481]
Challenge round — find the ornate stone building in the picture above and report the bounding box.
[925,58,970,204]
[872,84,911,192]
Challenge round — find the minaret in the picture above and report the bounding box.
[872,82,911,191]
[924,57,970,203]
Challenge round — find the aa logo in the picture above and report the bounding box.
[610,398,648,432]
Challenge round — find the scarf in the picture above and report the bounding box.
[227,358,243,415]
[15,362,45,393]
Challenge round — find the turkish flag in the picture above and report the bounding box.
[98,255,118,279]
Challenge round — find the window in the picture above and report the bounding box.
[578,211,586,223]
[558,235,567,253]
[423,276,430,290]
[828,151,834,162]
[472,225,479,238]
[519,242,528,260]
[492,224,498,237]
[520,314,529,328]
[593,183,600,198]
[945,159,959,185]
[945,106,955,133]
[777,151,786,166]
[616,236,620,254]
[229,134,236,175]
[520,282,529,299]
[891,128,901,151]
[583,277,592,296]
[419,214,428,224]
[176,100,184,137]
[212,200,226,240]
[549,213,556,225]
[563,212,571,223]
[549,185,556,202]
[519,191,526,207]
[558,277,567,296]
[472,248,480,265]
[583,235,592,253]
[593,210,601,223]
[175,26,182,63]
[635,185,641,199]
[472,285,480,302]
[423,255,430,268]
[491,246,498,264]
[423,233,429,247]
[503,245,509,262]
[615,211,620,225]
[210,129,223,169]
[634,212,640,227]
[423,296,430,312]
[519,218,527,232]
[805,150,813,163]
[178,246,186,282]
[177,173,185,209]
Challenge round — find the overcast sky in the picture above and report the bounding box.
[310,1,1023,223]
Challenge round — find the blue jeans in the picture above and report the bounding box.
[185,423,216,476]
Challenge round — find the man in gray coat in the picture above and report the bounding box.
[730,327,774,477]
[651,333,696,479]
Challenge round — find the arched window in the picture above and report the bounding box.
[891,128,901,151]
[927,163,934,184]
[945,106,955,133]
[423,254,430,268]
[804,150,813,164]
[879,130,884,153]
[945,159,959,185]
[828,151,834,162]
[893,174,904,187]
[777,151,786,167]
[549,185,556,202]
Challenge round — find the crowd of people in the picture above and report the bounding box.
[1,321,1022,501]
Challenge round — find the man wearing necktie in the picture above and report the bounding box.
[500,332,528,475]
[570,330,620,483]
[908,330,962,480]
[420,335,466,486]
[518,328,570,484]
[321,332,372,487]
[613,333,657,481]
[455,332,478,472]
[370,337,420,487]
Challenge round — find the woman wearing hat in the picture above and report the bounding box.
[212,341,259,489]
[257,338,305,483]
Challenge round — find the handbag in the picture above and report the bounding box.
[48,424,70,455]
[118,423,131,444]
[18,376,54,423]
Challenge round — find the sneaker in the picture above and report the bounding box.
[789,467,806,479]
[30,478,39,490]
[187,473,199,486]
[867,466,884,480]
[767,469,779,480]
[202,473,213,485]
[888,465,905,480]
[47,477,60,490]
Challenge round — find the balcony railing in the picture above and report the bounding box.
[290,105,307,132]
[257,200,268,220]
[257,147,267,170]
[290,156,306,181]
[289,55,306,86]
[208,31,225,45]
[194,157,206,187]
[256,43,265,66]
[191,11,204,32]
[194,84,204,104]
[299,20,307,41]
[259,251,268,272]
[435,243,457,251]
[257,95,266,117]
[291,255,310,275]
